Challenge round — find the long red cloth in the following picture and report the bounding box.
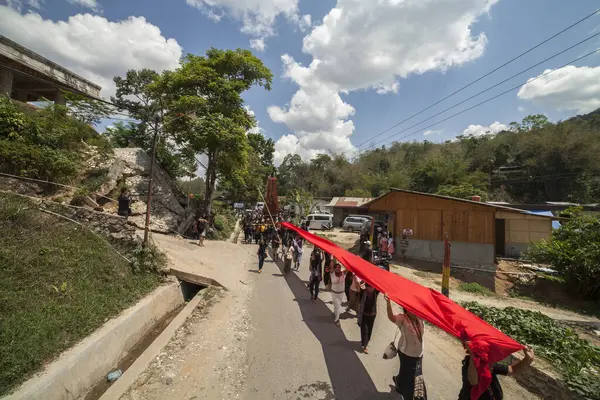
[281,222,524,400]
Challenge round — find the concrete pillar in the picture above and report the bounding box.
[0,67,13,97]
[55,90,66,105]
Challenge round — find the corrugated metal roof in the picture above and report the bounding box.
[364,188,562,220]
[326,197,374,208]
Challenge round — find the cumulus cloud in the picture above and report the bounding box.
[249,38,266,52]
[423,129,442,136]
[0,6,182,98]
[185,0,311,51]
[517,65,600,113]
[269,0,498,164]
[462,121,508,137]
[244,105,263,134]
[67,0,101,12]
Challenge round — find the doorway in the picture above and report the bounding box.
[495,219,506,256]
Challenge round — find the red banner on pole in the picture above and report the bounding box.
[281,222,523,400]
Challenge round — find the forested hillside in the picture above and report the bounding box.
[273,112,600,204]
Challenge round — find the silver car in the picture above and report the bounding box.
[342,216,370,232]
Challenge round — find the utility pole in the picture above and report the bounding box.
[143,115,160,245]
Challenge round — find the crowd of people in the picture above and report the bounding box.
[246,221,535,400]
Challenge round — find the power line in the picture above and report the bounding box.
[355,31,600,153]
[360,48,600,150]
[353,7,600,149]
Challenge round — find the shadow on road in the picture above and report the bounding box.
[269,249,399,400]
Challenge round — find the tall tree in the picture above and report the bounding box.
[159,49,273,213]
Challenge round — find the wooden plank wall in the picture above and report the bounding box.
[372,192,495,244]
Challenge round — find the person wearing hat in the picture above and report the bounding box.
[362,240,373,263]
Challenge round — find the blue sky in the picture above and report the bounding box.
[1,0,600,166]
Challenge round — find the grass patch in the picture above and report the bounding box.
[0,193,163,396]
[462,301,600,399]
[457,282,493,296]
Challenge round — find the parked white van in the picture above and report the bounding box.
[305,213,333,230]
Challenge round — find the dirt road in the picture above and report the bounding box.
[121,234,539,400]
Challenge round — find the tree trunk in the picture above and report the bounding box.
[203,152,217,215]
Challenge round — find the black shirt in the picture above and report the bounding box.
[363,247,373,262]
[362,290,378,315]
[458,356,509,400]
[118,194,130,213]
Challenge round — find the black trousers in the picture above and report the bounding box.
[360,314,376,347]
[309,277,320,299]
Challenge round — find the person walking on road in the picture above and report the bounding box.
[293,235,303,271]
[196,215,208,247]
[458,342,534,400]
[257,238,267,273]
[385,295,427,400]
[346,272,361,313]
[284,242,293,275]
[323,251,332,289]
[362,240,373,263]
[308,248,323,301]
[326,259,348,326]
[357,283,379,354]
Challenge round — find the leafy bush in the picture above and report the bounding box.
[214,214,226,231]
[0,140,78,183]
[436,183,488,201]
[526,209,600,301]
[462,301,600,399]
[457,282,493,296]
[0,97,113,184]
[131,242,168,274]
[70,187,89,206]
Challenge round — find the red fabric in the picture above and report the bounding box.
[282,222,523,400]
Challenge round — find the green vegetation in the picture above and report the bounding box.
[0,193,164,395]
[457,282,493,296]
[208,201,237,240]
[274,112,600,204]
[526,207,600,301]
[462,302,600,399]
[0,97,113,184]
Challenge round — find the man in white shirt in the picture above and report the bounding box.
[326,259,348,326]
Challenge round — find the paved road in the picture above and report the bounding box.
[242,243,537,400]
[124,235,539,400]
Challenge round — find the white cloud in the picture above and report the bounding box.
[0,7,182,98]
[249,38,266,52]
[517,65,600,113]
[517,106,525,113]
[270,0,498,164]
[462,121,508,137]
[185,0,311,49]
[6,0,42,11]
[244,105,263,134]
[67,0,101,12]
[423,129,442,136]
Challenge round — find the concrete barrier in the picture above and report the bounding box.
[4,283,184,400]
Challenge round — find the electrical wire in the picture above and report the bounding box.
[361,48,600,151]
[357,32,600,153]
[352,7,600,149]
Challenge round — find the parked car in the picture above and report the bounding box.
[343,216,370,232]
[306,213,334,230]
